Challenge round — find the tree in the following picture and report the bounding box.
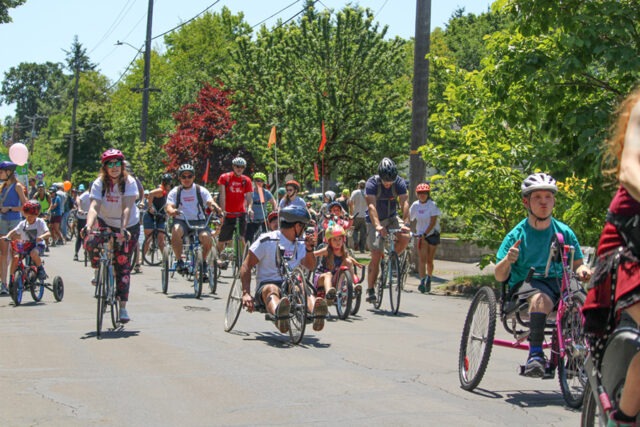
[0,0,25,24]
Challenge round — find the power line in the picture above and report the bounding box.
[88,0,138,54]
[151,0,222,41]
[275,0,319,29]
[375,0,391,18]
[252,0,300,29]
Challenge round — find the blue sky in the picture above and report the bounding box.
[0,0,492,118]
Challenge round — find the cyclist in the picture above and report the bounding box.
[0,161,28,294]
[583,87,640,427]
[349,180,368,253]
[267,211,279,231]
[34,183,50,217]
[166,164,221,274]
[74,184,90,261]
[246,171,277,244]
[336,188,350,212]
[318,190,336,220]
[364,158,411,304]
[495,172,591,377]
[82,149,140,323]
[314,223,359,303]
[142,173,172,259]
[410,183,442,293]
[239,205,328,333]
[216,157,253,266]
[278,179,306,210]
[2,200,50,281]
[322,201,352,233]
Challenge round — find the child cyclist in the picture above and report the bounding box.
[2,200,50,281]
[314,223,360,304]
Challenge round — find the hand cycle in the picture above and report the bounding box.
[161,211,216,298]
[224,245,309,345]
[373,228,412,315]
[91,229,128,338]
[5,238,64,306]
[458,232,588,408]
[142,210,168,266]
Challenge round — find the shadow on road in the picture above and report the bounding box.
[469,387,569,410]
[81,328,141,340]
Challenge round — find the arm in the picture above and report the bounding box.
[301,233,318,271]
[16,182,28,207]
[218,184,226,213]
[365,194,383,234]
[494,239,521,283]
[424,216,438,236]
[620,99,640,201]
[165,202,179,218]
[85,199,101,230]
[398,194,410,225]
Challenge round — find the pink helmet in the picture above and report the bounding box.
[101,148,125,164]
[325,223,345,241]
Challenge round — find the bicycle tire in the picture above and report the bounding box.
[96,263,106,337]
[108,265,119,329]
[193,249,204,299]
[580,381,599,427]
[161,246,170,294]
[458,286,496,391]
[10,270,24,306]
[388,252,402,315]
[142,231,163,266]
[334,269,354,320]
[224,274,243,332]
[558,291,587,409]
[29,269,45,302]
[84,249,88,267]
[374,262,385,309]
[288,267,307,345]
[207,250,217,295]
[351,288,362,316]
[52,276,64,301]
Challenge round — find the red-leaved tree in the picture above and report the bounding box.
[164,83,237,182]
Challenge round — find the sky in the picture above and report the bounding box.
[0,0,492,119]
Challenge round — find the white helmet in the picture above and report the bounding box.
[232,157,246,167]
[521,173,557,196]
[324,191,336,201]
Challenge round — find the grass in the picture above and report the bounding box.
[437,273,499,296]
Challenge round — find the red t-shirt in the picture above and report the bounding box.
[217,172,253,217]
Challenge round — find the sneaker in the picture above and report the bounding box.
[0,283,8,295]
[37,266,47,281]
[524,353,546,378]
[312,298,329,331]
[325,288,336,305]
[366,288,376,303]
[45,246,50,253]
[425,276,431,293]
[274,297,291,333]
[608,409,637,427]
[176,260,186,274]
[418,278,426,294]
[119,307,130,324]
[73,254,79,261]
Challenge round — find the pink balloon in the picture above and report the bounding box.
[9,143,29,166]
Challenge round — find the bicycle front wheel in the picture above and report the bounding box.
[96,264,106,337]
[161,246,170,294]
[108,265,119,329]
[29,270,45,302]
[207,250,218,295]
[558,291,588,408]
[374,262,385,309]
[288,268,307,345]
[458,286,496,391]
[193,249,204,299]
[142,231,163,266]
[224,274,243,332]
[388,252,402,315]
[334,269,354,320]
[10,270,24,306]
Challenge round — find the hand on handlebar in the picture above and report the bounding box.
[242,293,254,313]
[575,264,592,282]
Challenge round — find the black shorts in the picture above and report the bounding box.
[219,215,246,242]
[254,280,284,308]
[425,232,441,246]
[512,278,561,307]
[173,219,210,238]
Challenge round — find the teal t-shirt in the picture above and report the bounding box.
[496,217,584,288]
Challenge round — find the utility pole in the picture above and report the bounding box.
[67,61,80,179]
[24,114,47,171]
[409,0,431,204]
[140,0,154,144]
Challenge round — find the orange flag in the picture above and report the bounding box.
[314,162,319,181]
[267,126,276,149]
[202,158,210,184]
[317,121,327,152]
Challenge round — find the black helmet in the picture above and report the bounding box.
[378,157,397,182]
[279,205,311,225]
[161,173,173,183]
[0,161,17,171]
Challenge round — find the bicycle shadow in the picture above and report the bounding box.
[81,328,141,340]
[367,308,418,318]
[469,387,569,409]
[245,331,332,349]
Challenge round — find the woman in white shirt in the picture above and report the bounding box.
[409,183,441,294]
[83,149,140,323]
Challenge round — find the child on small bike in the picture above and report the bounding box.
[314,223,359,304]
[2,200,50,281]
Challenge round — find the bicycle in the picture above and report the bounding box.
[161,212,216,298]
[373,228,411,315]
[7,239,64,306]
[218,212,247,278]
[458,232,588,408]
[64,209,77,241]
[142,213,167,266]
[224,246,308,345]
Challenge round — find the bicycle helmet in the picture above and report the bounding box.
[325,223,346,241]
[324,190,336,201]
[277,187,286,196]
[267,211,279,223]
[378,157,398,182]
[0,161,17,171]
[328,201,342,211]
[521,173,557,196]
[49,185,58,193]
[177,163,195,176]
[22,199,41,216]
[285,180,300,191]
[253,172,267,182]
[279,205,311,225]
[78,184,86,191]
[342,189,350,197]
[232,157,247,167]
[101,148,125,164]
[416,183,431,193]
[161,173,173,183]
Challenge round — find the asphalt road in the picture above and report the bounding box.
[0,242,579,426]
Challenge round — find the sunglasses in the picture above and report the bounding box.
[286,188,295,192]
[233,165,245,169]
[255,179,264,183]
[106,161,122,168]
[180,174,194,179]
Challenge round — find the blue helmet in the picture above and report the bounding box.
[0,161,17,171]
[279,205,311,225]
[78,184,86,191]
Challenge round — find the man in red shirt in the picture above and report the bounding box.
[217,157,253,266]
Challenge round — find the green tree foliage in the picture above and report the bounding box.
[0,0,25,24]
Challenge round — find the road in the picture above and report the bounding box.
[0,242,579,426]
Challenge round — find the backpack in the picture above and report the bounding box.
[176,184,206,217]
[375,175,398,199]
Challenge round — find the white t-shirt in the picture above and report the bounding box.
[410,199,441,236]
[10,217,49,241]
[166,185,212,221]
[90,176,140,228]
[350,188,368,217]
[249,230,306,284]
[76,191,91,219]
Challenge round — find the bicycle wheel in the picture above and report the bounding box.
[388,252,402,315]
[207,250,217,295]
[161,246,170,294]
[142,230,167,266]
[224,273,243,332]
[96,263,106,337]
[29,269,45,302]
[84,249,88,267]
[108,265,119,329]
[65,216,75,240]
[558,291,588,408]
[52,276,64,301]
[334,269,354,320]
[580,381,601,427]
[10,270,24,306]
[193,248,204,299]
[458,286,497,391]
[288,267,307,345]
[351,288,362,316]
[374,262,385,309]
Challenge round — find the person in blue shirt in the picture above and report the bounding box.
[495,173,591,377]
[47,186,64,245]
[246,172,277,244]
[364,158,411,304]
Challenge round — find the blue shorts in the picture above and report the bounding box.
[143,213,166,231]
